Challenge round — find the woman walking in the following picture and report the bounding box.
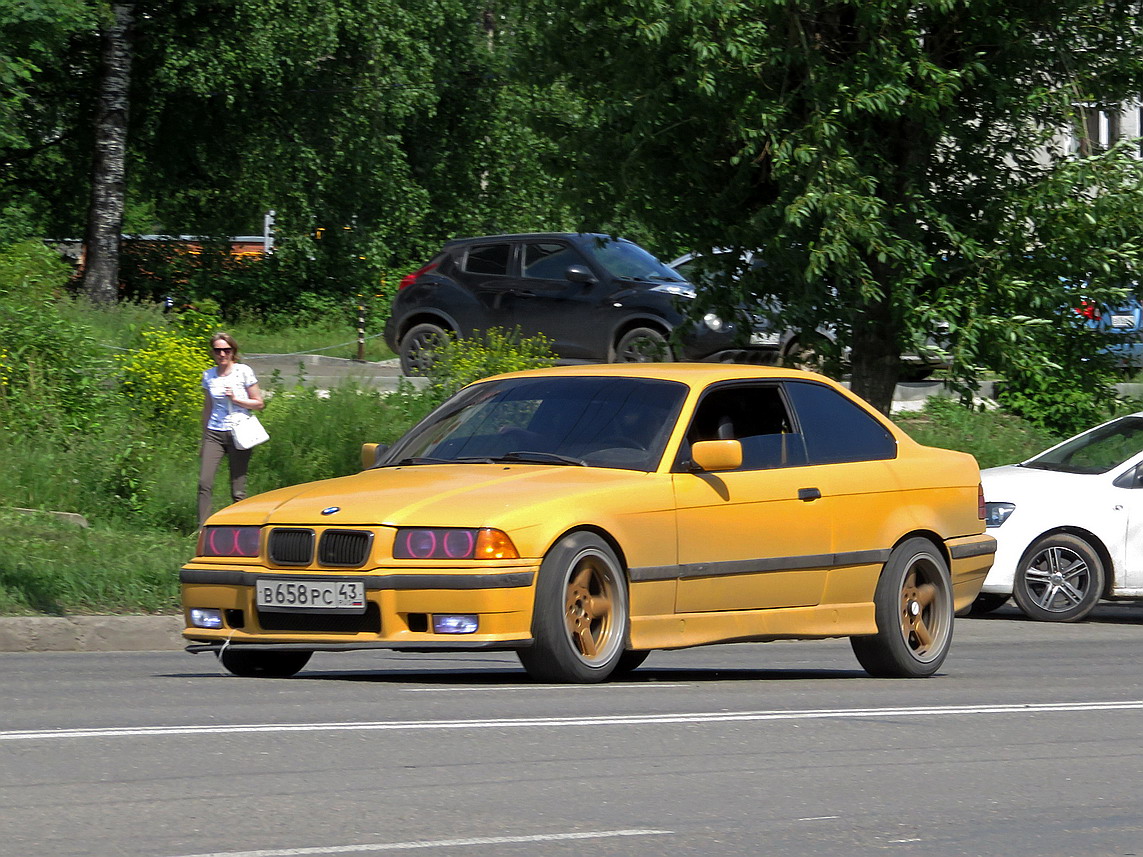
[198,332,264,526]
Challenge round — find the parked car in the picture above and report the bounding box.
[383,233,781,375]
[1076,296,1143,369]
[668,248,952,378]
[977,412,1143,621]
[183,363,994,682]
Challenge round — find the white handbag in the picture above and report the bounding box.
[231,413,269,450]
[227,393,269,450]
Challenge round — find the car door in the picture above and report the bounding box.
[451,241,519,334]
[1111,455,1143,590]
[506,239,613,359]
[672,383,837,613]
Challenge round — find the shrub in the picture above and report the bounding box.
[424,328,556,403]
[116,328,212,435]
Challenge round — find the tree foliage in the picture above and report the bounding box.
[514,0,1143,411]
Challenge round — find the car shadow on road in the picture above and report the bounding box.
[961,604,1143,625]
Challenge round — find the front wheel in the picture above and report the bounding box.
[217,648,312,678]
[1012,533,1104,622]
[850,537,954,678]
[398,322,450,376]
[518,533,629,683]
[614,327,674,363]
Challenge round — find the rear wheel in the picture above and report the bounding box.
[781,339,823,372]
[614,327,673,363]
[399,322,449,375]
[518,533,629,683]
[1012,533,1104,622]
[217,648,312,678]
[850,537,954,677]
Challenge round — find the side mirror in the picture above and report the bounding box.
[360,443,389,470]
[565,264,598,285]
[690,440,742,472]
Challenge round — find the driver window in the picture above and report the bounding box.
[685,385,807,471]
[523,242,588,281]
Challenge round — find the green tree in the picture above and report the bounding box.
[515,0,1143,412]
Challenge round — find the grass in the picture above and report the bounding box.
[57,294,397,362]
[893,397,1060,469]
[0,509,192,615]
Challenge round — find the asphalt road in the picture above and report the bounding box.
[3,604,1142,857]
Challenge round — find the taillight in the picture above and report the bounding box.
[1075,301,1100,321]
[978,484,986,520]
[399,261,437,289]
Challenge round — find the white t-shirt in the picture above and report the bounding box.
[202,364,259,431]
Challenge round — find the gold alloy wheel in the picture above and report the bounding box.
[564,557,617,661]
[899,567,941,658]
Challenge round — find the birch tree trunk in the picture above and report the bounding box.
[81,3,134,304]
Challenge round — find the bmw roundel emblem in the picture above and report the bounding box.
[321,506,341,516]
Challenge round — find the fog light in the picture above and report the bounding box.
[190,608,224,629]
[432,614,478,634]
[703,312,725,332]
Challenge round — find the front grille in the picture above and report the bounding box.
[268,528,315,565]
[319,529,373,567]
[257,603,381,634]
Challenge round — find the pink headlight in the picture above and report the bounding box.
[394,528,477,559]
[200,526,261,558]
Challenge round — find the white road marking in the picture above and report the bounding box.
[166,829,672,857]
[3,699,1142,743]
[797,816,841,822]
[400,683,689,692]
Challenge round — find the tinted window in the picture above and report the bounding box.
[1024,416,1143,474]
[684,384,807,471]
[383,376,687,472]
[523,242,587,280]
[585,238,686,283]
[463,243,512,276]
[784,381,896,464]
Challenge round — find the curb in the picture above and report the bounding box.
[0,616,185,653]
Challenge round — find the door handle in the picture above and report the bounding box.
[798,488,822,502]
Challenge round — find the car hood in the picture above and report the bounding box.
[205,463,658,530]
[981,462,1105,501]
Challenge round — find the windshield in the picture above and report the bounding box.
[1023,416,1143,474]
[382,375,687,471]
[587,238,688,283]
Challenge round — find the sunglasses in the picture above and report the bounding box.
[212,347,233,354]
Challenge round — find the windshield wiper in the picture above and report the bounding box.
[495,451,587,466]
[386,456,454,466]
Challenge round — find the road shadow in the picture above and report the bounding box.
[961,602,1143,625]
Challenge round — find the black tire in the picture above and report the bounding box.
[518,533,630,683]
[968,592,1010,616]
[614,327,674,363]
[399,322,449,376]
[218,648,312,678]
[1012,533,1104,622]
[781,339,823,372]
[850,537,954,678]
[613,649,650,675]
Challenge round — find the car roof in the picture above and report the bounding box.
[477,362,834,387]
[442,232,622,248]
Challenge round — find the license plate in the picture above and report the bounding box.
[1112,315,1136,329]
[256,579,366,612]
[750,332,780,346]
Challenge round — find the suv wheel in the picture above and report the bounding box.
[399,322,449,376]
[614,327,673,363]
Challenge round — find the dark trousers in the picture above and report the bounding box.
[198,428,253,525]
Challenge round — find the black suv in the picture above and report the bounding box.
[384,232,779,374]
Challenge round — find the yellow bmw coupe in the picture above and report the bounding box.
[183,364,994,682]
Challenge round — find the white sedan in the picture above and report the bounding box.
[977,413,1143,621]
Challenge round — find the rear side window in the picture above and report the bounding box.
[784,381,896,464]
[463,243,512,276]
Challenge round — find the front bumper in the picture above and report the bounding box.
[181,563,539,652]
